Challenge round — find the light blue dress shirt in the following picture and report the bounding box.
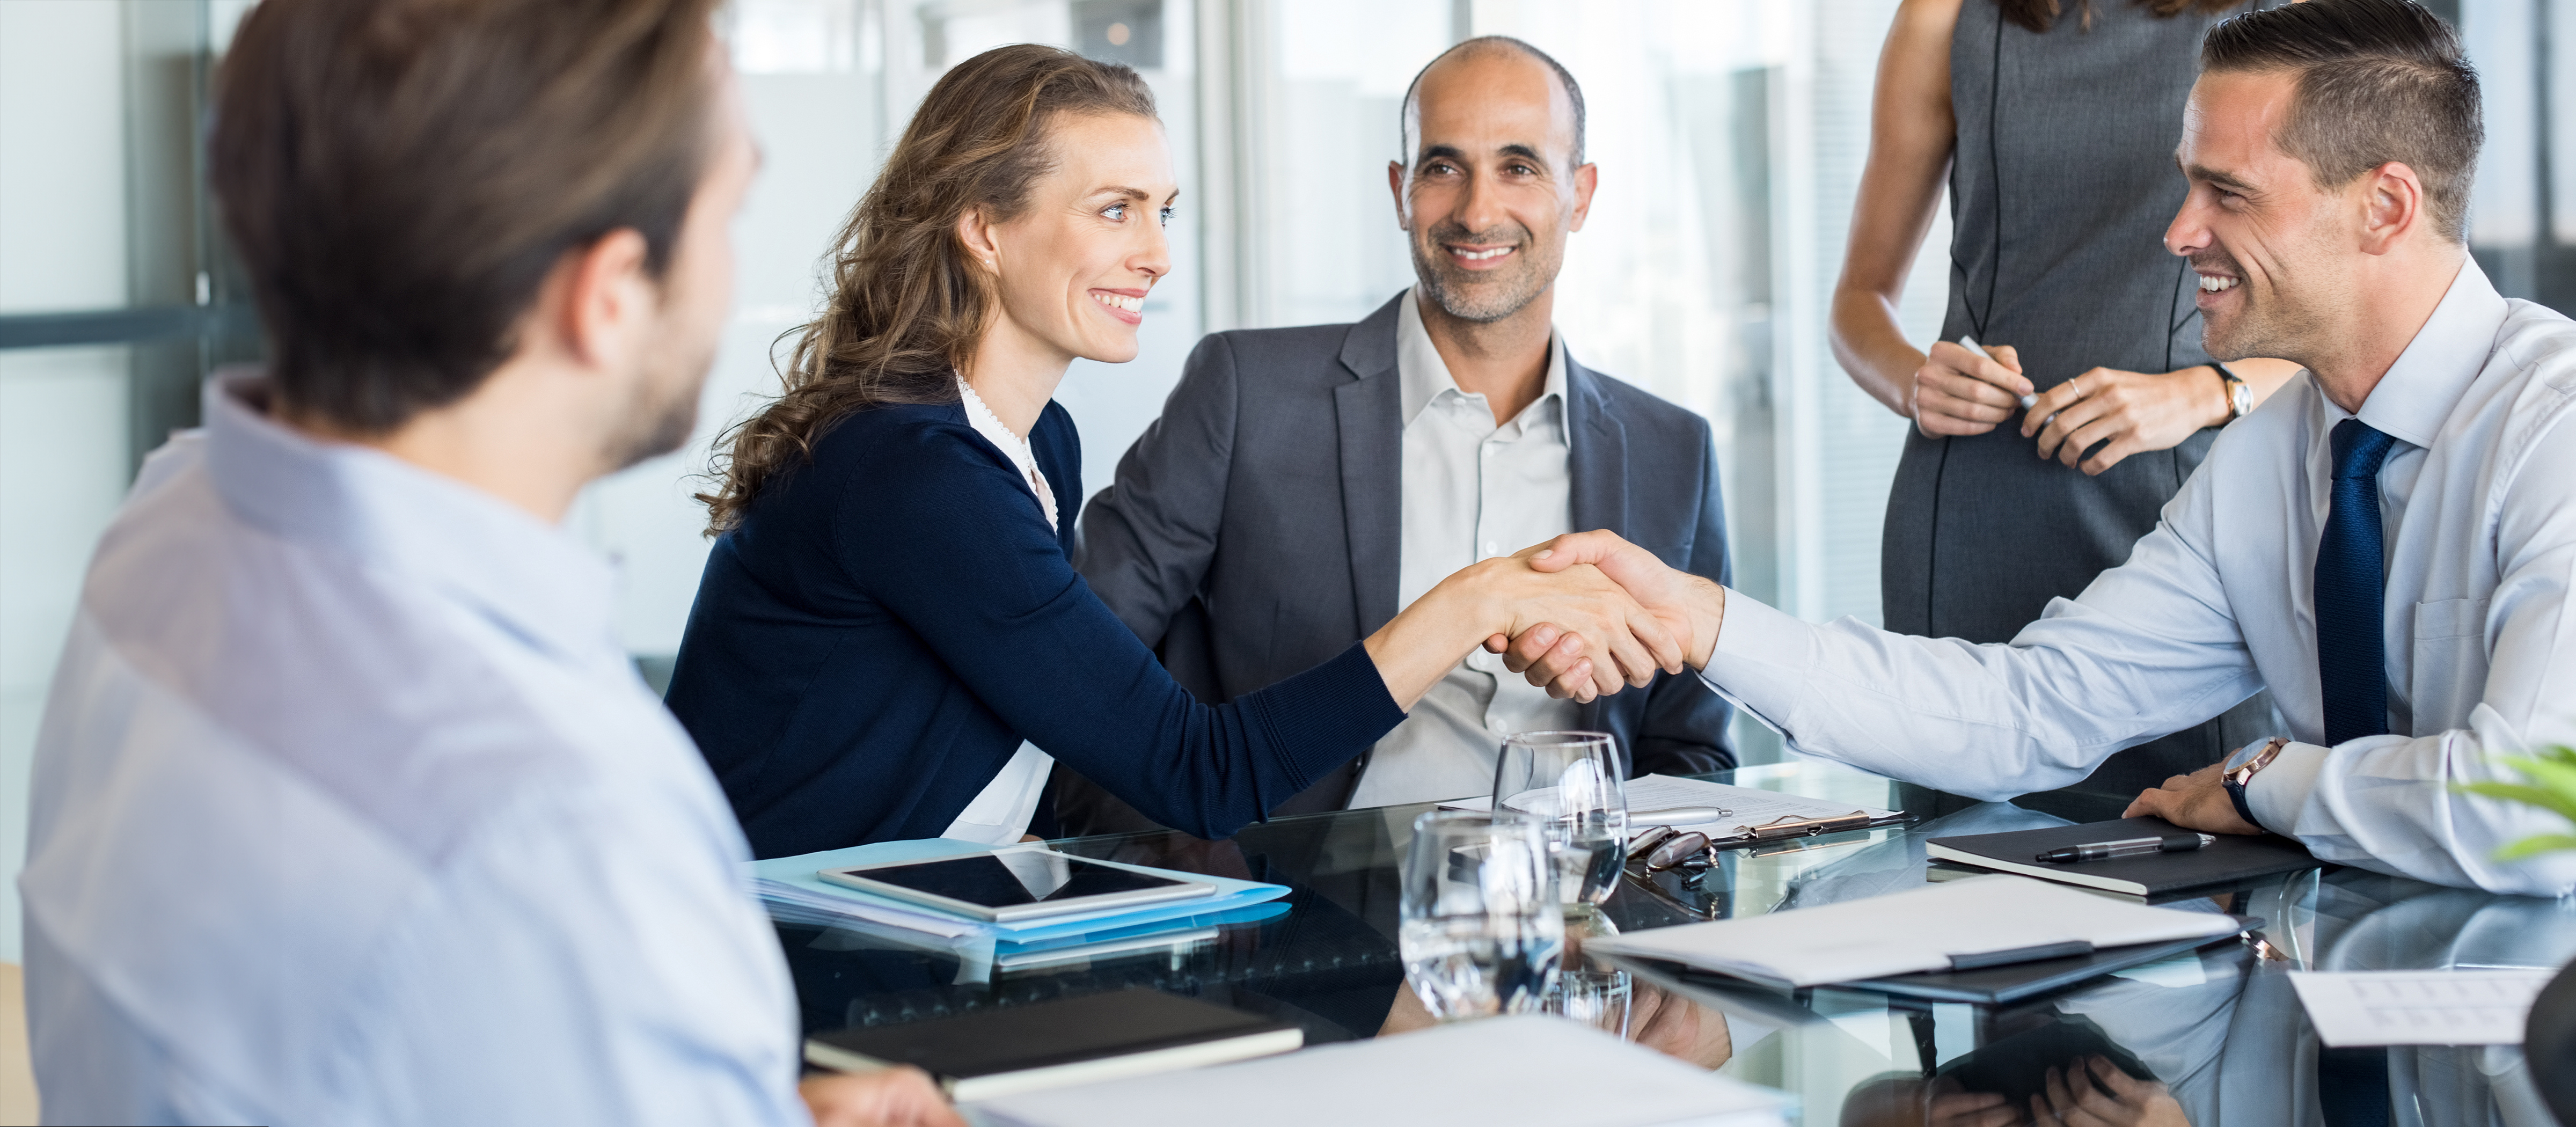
[19,375,807,1125]
[1703,259,2576,897]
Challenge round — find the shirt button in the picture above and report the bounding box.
[1483,540,1501,557]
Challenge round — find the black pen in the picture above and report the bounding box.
[2036,833,2215,863]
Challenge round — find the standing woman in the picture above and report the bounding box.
[1833,0,2295,796]
[665,45,1674,858]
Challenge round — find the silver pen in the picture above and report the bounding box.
[1958,334,2039,409]
[2036,833,2216,864]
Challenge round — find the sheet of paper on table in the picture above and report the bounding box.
[1440,773,1896,825]
[966,1015,1791,1127]
[1589,875,2241,987]
[2287,970,2559,1047]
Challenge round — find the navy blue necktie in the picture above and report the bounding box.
[2315,419,2400,745]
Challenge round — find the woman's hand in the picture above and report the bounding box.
[1454,554,1685,702]
[1909,340,2031,437]
[1364,549,1684,710]
[2022,365,2228,474]
[800,1067,967,1127]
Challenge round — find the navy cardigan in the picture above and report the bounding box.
[664,399,1407,859]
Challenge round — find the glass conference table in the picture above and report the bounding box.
[769,760,2575,1125]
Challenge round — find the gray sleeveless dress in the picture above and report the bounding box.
[1882,0,2276,798]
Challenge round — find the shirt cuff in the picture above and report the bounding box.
[2246,741,2329,835]
[1697,588,1816,729]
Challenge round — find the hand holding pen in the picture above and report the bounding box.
[1908,336,2031,437]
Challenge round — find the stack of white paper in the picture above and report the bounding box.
[1589,875,2241,986]
[969,1015,1792,1127]
[2288,970,2559,1047]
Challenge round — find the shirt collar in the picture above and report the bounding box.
[955,376,1038,471]
[1394,286,1568,428]
[202,371,620,662]
[2348,255,2509,449]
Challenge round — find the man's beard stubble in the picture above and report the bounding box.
[604,340,712,472]
[1411,219,1561,324]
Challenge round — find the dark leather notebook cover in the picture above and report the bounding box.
[1850,925,2251,1004]
[809,989,1293,1080]
[1927,816,2319,897]
[1621,917,2259,1006]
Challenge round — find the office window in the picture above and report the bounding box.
[3,0,2571,889]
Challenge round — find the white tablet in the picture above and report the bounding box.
[817,851,1218,923]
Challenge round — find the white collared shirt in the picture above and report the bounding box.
[1349,289,1579,808]
[1700,259,2576,897]
[20,375,804,1125]
[942,376,1058,843]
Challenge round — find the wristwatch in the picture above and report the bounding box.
[2212,362,2252,421]
[2221,736,2288,833]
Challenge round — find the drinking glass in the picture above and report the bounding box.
[1541,969,1635,1036]
[1492,731,1629,906]
[1397,810,1565,1020]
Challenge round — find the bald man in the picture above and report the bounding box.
[1058,36,1735,833]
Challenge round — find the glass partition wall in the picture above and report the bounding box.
[2,0,2569,963]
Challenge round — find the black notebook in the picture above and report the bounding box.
[1927,816,2319,897]
[804,989,1304,1102]
[1612,917,2258,1006]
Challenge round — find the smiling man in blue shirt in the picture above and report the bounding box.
[17,1,958,1124]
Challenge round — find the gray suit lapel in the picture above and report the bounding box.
[1334,295,1407,634]
[1567,357,1628,536]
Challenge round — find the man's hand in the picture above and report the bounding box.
[800,1067,967,1127]
[2123,762,2260,835]
[2023,364,2230,475]
[2028,1056,2191,1127]
[1911,340,2031,437]
[1482,531,1724,698]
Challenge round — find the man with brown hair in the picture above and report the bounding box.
[16,1,956,1123]
[1506,0,2576,898]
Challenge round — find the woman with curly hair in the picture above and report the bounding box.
[665,44,1677,858]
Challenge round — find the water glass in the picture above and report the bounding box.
[1492,731,1629,906]
[1397,810,1565,1020]
[1541,969,1635,1036]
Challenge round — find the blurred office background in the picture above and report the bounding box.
[1,0,2568,963]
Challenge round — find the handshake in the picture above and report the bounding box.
[1413,530,1731,705]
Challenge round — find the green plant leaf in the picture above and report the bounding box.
[2505,755,2576,803]
[2494,834,2576,861]
[2452,781,2576,821]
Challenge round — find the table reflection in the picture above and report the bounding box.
[766,760,2574,1126]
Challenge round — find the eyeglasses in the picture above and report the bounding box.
[1628,825,1720,873]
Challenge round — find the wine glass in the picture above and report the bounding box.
[1397,810,1565,1020]
[1492,731,1629,907]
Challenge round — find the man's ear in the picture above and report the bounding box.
[2357,160,2426,256]
[1388,160,1410,231]
[1568,162,1599,233]
[556,228,653,371]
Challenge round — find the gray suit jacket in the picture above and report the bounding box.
[1058,293,1735,836]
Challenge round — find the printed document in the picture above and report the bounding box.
[2288,970,2557,1047]
[1444,774,1896,829]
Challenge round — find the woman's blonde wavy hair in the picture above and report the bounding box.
[698,44,1157,533]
